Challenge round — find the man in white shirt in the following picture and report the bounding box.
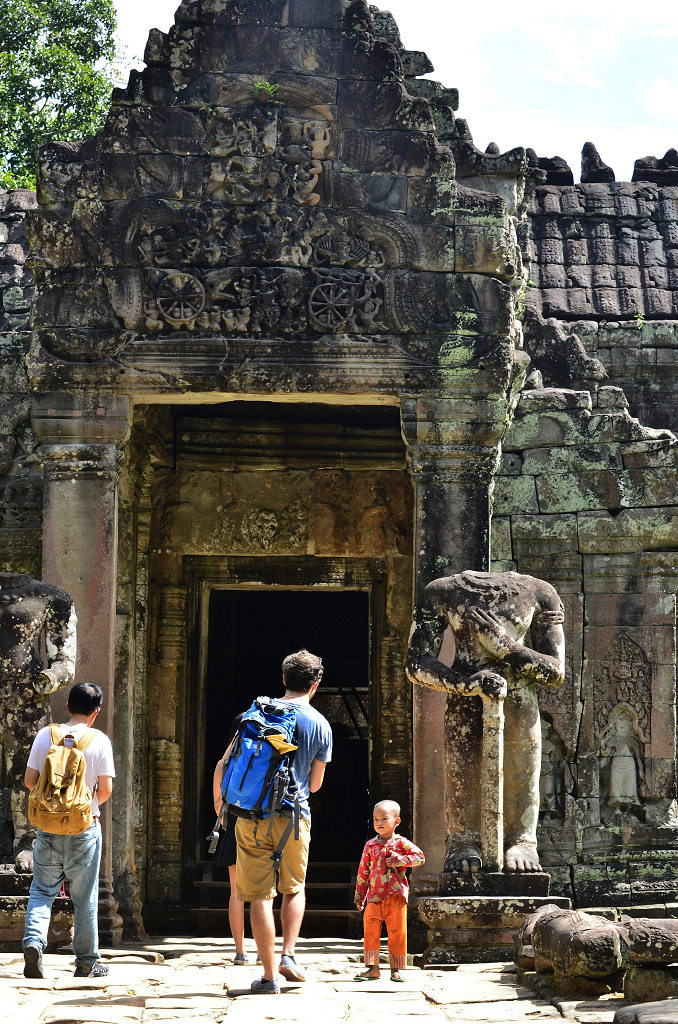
[22,682,115,979]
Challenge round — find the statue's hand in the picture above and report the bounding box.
[34,668,59,695]
[467,607,514,659]
[15,848,33,873]
[466,670,508,700]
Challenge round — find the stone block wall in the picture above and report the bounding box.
[493,384,678,903]
[0,190,42,860]
[0,189,42,581]
[525,182,678,431]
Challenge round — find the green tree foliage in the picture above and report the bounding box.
[0,0,119,190]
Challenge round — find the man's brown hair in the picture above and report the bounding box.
[282,649,323,693]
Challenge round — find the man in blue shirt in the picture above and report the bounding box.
[235,649,332,994]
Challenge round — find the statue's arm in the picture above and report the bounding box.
[468,587,565,690]
[39,590,77,695]
[406,598,507,700]
[405,604,459,694]
[519,596,566,689]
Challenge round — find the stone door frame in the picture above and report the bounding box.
[179,554,389,892]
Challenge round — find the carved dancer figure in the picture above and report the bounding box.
[601,707,645,812]
[406,570,565,873]
[0,573,76,871]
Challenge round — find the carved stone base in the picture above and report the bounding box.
[417,894,571,964]
[441,871,552,897]
[0,866,72,950]
[98,878,123,946]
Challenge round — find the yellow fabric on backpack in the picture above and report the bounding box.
[265,733,298,756]
[28,725,96,835]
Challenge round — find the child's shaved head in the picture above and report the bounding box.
[374,799,400,817]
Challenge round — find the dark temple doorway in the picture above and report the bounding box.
[202,589,372,863]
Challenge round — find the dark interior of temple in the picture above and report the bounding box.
[203,588,372,861]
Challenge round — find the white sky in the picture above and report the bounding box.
[114,0,678,183]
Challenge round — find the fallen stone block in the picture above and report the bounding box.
[614,998,678,1023]
[629,918,678,964]
[625,966,678,1002]
[522,906,627,995]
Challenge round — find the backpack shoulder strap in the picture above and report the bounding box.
[49,724,63,746]
[75,729,97,752]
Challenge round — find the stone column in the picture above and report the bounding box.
[401,396,503,876]
[32,392,130,945]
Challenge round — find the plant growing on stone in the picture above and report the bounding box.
[514,279,536,319]
[253,81,281,105]
[633,312,645,330]
[0,0,121,190]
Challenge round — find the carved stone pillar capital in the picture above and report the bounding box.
[31,393,131,450]
[405,444,501,489]
[37,443,121,482]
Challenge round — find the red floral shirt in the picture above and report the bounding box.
[354,834,425,907]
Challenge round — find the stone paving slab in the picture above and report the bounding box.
[0,937,635,1024]
[442,1004,561,1022]
[555,998,630,1022]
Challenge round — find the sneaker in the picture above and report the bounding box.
[74,961,109,978]
[250,975,280,994]
[23,945,44,979]
[233,952,250,965]
[279,953,306,982]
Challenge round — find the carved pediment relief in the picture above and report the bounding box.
[27,0,515,381]
[105,198,428,340]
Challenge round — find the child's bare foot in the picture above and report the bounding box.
[354,968,381,980]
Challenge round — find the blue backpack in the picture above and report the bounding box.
[208,697,301,865]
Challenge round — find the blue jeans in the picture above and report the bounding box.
[23,821,101,968]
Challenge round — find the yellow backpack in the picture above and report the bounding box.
[28,725,96,835]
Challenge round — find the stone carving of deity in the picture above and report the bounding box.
[600,706,646,814]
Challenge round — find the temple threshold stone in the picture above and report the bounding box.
[418,894,571,964]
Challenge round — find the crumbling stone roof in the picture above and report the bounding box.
[525,182,678,322]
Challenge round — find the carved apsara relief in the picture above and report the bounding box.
[592,631,652,744]
[539,715,573,822]
[600,705,647,817]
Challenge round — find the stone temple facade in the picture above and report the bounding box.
[2,0,678,936]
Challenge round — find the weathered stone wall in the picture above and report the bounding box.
[494,384,678,903]
[4,0,678,917]
[525,181,678,431]
[0,191,41,583]
[0,192,43,861]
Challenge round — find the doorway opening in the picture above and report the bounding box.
[202,588,372,863]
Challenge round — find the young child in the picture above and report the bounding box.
[354,799,425,982]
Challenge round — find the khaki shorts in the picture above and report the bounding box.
[235,816,311,901]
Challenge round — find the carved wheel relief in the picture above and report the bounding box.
[156,273,206,326]
[103,106,430,341]
[129,204,395,337]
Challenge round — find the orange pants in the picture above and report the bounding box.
[363,894,407,970]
